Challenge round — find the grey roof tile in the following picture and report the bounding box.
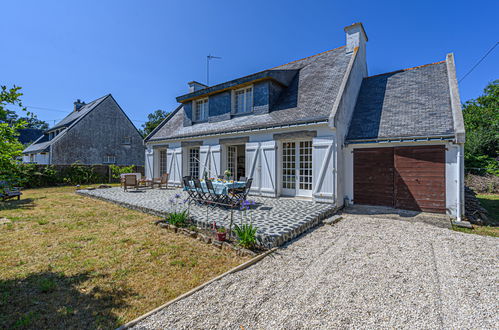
[346,62,455,141]
[149,47,352,141]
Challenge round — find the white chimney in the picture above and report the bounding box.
[344,22,368,54]
[188,81,208,93]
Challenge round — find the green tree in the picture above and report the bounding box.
[18,116,49,130]
[141,109,169,137]
[462,80,499,175]
[0,85,28,180]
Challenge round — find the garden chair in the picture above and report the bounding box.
[205,179,224,207]
[239,176,247,182]
[123,175,139,191]
[182,177,196,203]
[153,173,169,189]
[193,178,208,204]
[232,178,253,203]
[0,181,22,201]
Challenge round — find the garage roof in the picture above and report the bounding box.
[346,61,456,142]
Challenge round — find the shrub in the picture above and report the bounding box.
[234,223,258,249]
[62,163,103,185]
[109,164,135,179]
[167,210,189,227]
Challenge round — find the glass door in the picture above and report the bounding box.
[281,140,313,197]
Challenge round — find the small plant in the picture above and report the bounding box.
[224,169,231,180]
[217,226,226,233]
[188,225,197,232]
[167,193,189,227]
[234,223,258,249]
[167,210,188,227]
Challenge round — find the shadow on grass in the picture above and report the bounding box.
[0,198,38,211]
[0,271,134,329]
[477,195,499,225]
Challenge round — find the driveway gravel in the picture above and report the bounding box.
[132,210,499,329]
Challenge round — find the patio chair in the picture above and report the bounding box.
[232,178,253,202]
[182,177,196,203]
[205,179,224,206]
[218,175,225,180]
[153,173,169,189]
[193,178,208,203]
[123,175,139,191]
[239,176,247,182]
[0,181,22,201]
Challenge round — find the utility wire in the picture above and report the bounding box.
[26,105,147,123]
[459,41,498,83]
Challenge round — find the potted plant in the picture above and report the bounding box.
[216,226,227,241]
[224,169,231,180]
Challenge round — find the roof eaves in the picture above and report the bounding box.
[143,104,183,143]
[329,46,359,127]
[445,53,465,144]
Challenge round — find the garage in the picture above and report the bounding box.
[353,145,446,213]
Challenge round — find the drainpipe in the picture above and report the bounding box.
[456,144,463,222]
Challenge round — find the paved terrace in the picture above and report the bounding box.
[78,187,337,247]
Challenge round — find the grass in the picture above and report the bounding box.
[453,193,499,237]
[0,186,249,329]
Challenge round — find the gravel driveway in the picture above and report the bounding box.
[132,210,498,329]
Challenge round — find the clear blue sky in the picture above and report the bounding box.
[1,0,498,129]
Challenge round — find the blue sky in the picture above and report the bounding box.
[1,0,497,129]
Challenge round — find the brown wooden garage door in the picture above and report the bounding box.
[354,145,446,213]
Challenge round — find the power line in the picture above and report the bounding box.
[26,105,147,123]
[459,41,498,83]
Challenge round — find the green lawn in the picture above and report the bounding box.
[0,186,248,329]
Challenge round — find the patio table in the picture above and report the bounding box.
[187,180,246,195]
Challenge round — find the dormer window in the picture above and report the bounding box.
[233,86,253,114]
[194,98,209,121]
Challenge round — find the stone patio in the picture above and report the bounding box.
[78,187,338,247]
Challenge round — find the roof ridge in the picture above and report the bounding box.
[366,60,446,79]
[269,45,346,70]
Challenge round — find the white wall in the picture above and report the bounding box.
[343,141,462,218]
[22,152,50,164]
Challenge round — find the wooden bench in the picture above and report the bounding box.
[0,181,22,201]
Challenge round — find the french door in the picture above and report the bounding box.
[281,140,313,197]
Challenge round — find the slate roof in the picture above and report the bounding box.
[23,95,109,153]
[50,95,108,130]
[148,46,352,141]
[346,62,455,142]
[17,128,43,144]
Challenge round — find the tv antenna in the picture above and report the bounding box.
[207,54,221,86]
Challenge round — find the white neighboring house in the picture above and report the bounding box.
[144,23,465,220]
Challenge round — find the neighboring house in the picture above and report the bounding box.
[144,23,465,219]
[23,94,144,166]
[17,128,44,145]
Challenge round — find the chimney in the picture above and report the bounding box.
[73,99,86,111]
[344,22,368,54]
[188,81,208,93]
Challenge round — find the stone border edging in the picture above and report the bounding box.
[115,247,278,330]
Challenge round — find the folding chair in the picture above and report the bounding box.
[193,179,208,204]
[205,179,224,207]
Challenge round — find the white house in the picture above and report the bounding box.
[144,23,465,220]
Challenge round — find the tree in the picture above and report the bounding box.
[141,109,169,137]
[462,80,499,175]
[0,85,28,180]
[17,116,49,130]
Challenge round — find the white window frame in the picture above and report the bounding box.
[103,155,116,164]
[232,86,253,115]
[193,98,209,122]
[188,147,200,179]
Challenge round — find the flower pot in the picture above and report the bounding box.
[216,232,226,241]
